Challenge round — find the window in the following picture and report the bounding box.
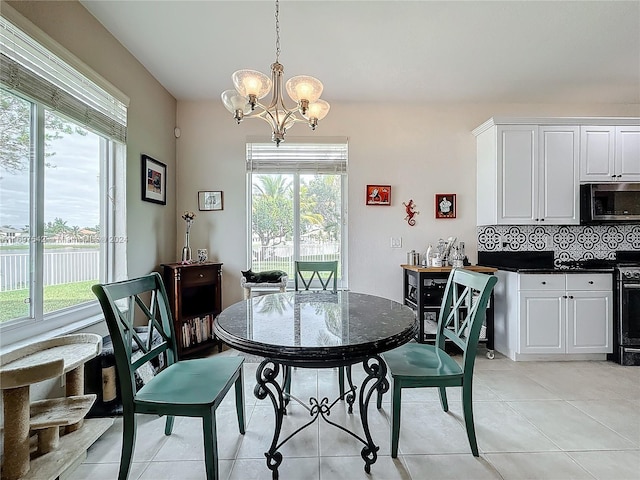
[247,138,348,288]
[0,11,128,347]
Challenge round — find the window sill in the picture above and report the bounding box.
[0,313,106,355]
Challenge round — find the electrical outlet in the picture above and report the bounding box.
[390,237,402,248]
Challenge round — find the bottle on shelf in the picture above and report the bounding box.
[423,245,433,266]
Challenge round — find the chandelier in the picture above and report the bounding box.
[221,0,329,146]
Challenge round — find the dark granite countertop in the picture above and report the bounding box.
[477,251,619,274]
[492,266,615,274]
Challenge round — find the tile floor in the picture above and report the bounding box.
[70,350,639,480]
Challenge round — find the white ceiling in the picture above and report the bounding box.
[79,0,640,105]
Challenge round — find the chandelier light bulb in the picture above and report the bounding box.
[221,90,251,123]
[232,69,272,107]
[286,75,323,113]
[305,99,330,121]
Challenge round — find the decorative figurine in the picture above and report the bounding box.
[403,199,419,226]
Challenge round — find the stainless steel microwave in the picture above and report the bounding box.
[580,183,640,223]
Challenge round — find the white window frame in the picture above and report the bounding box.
[246,137,349,289]
[0,6,128,350]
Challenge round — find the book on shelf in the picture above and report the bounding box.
[180,314,214,349]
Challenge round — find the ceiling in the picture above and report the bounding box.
[79,0,640,105]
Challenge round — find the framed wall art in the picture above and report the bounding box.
[435,193,456,219]
[366,185,391,206]
[198,191,224,211]
[141,154,166,205]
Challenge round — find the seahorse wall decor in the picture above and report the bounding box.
[403,199,419,226]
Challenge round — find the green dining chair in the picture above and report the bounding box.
[289,260,351,398]
[92,272,245,480]
[294,260,338,292]
[379,268,497,458]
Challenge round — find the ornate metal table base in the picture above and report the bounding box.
[255,356,389,480]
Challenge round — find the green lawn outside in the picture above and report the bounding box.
[0,280,97,323]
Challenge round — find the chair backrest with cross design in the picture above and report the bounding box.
[92,273,177,403]
[294,260,338,292]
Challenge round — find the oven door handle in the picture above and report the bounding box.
[623,347,640,353]
[622,284,640,289]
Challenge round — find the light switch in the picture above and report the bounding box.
[391,237,402,248]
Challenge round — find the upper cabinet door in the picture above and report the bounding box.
[580,126,615,181]
[539,126,580,225]
[497,125,537,224]
[580,125,640,182]
[615,126,640,181]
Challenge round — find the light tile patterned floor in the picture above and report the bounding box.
[70,350,640,479]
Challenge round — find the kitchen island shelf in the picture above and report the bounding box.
[401,265,497,358]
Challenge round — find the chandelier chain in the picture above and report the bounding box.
[275,0,280,62]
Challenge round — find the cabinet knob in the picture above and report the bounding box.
[199,274,204,278]
[569,295,574,299]
[541,281,546,285]
[611,175,616,178]
[563,295,568,298]
[540,218,545,221]
[588,281,594,284]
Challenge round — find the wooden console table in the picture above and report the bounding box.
[0,334,113,480]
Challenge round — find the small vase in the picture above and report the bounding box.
[181,231,192,263]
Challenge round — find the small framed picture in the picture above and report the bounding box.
[141,154,166,205]
[366,185,391,206]
[198,191,223,211]
[435,193,456,219]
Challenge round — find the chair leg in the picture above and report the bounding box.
[235,371,246,434]
[118,408,137,480]
[461,383,479,456]
[164,415,175,436]
[202,409,219,480]
[390,380,402,458]
[438,386,449,412]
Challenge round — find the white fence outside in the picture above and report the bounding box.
[0,251,99,292]
[252,242,340,274]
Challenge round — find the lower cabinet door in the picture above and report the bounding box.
[519,291,565,354]
[566,291,613,354]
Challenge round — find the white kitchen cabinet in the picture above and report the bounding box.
[475,123,579,225]
[565,275,613,354]
[580,125,640,182]
[494,271,612,360]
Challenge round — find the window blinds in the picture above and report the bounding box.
[0,15,128,143]
[247,136,348,174]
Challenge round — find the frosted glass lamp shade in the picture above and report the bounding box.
[221,90,251,114]
[305,99,330,121]
[285,75,323,103]
[232,70,272,99]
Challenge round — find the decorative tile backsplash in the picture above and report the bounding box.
[477,224,640,262]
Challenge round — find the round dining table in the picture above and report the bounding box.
[215,290,417,479]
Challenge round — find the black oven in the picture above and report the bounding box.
[614,265,640,365]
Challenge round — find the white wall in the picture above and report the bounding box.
[177,101,639,307]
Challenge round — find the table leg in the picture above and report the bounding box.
[342,366,356,413]
[254,359,285,480]
[358,355,389,473]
